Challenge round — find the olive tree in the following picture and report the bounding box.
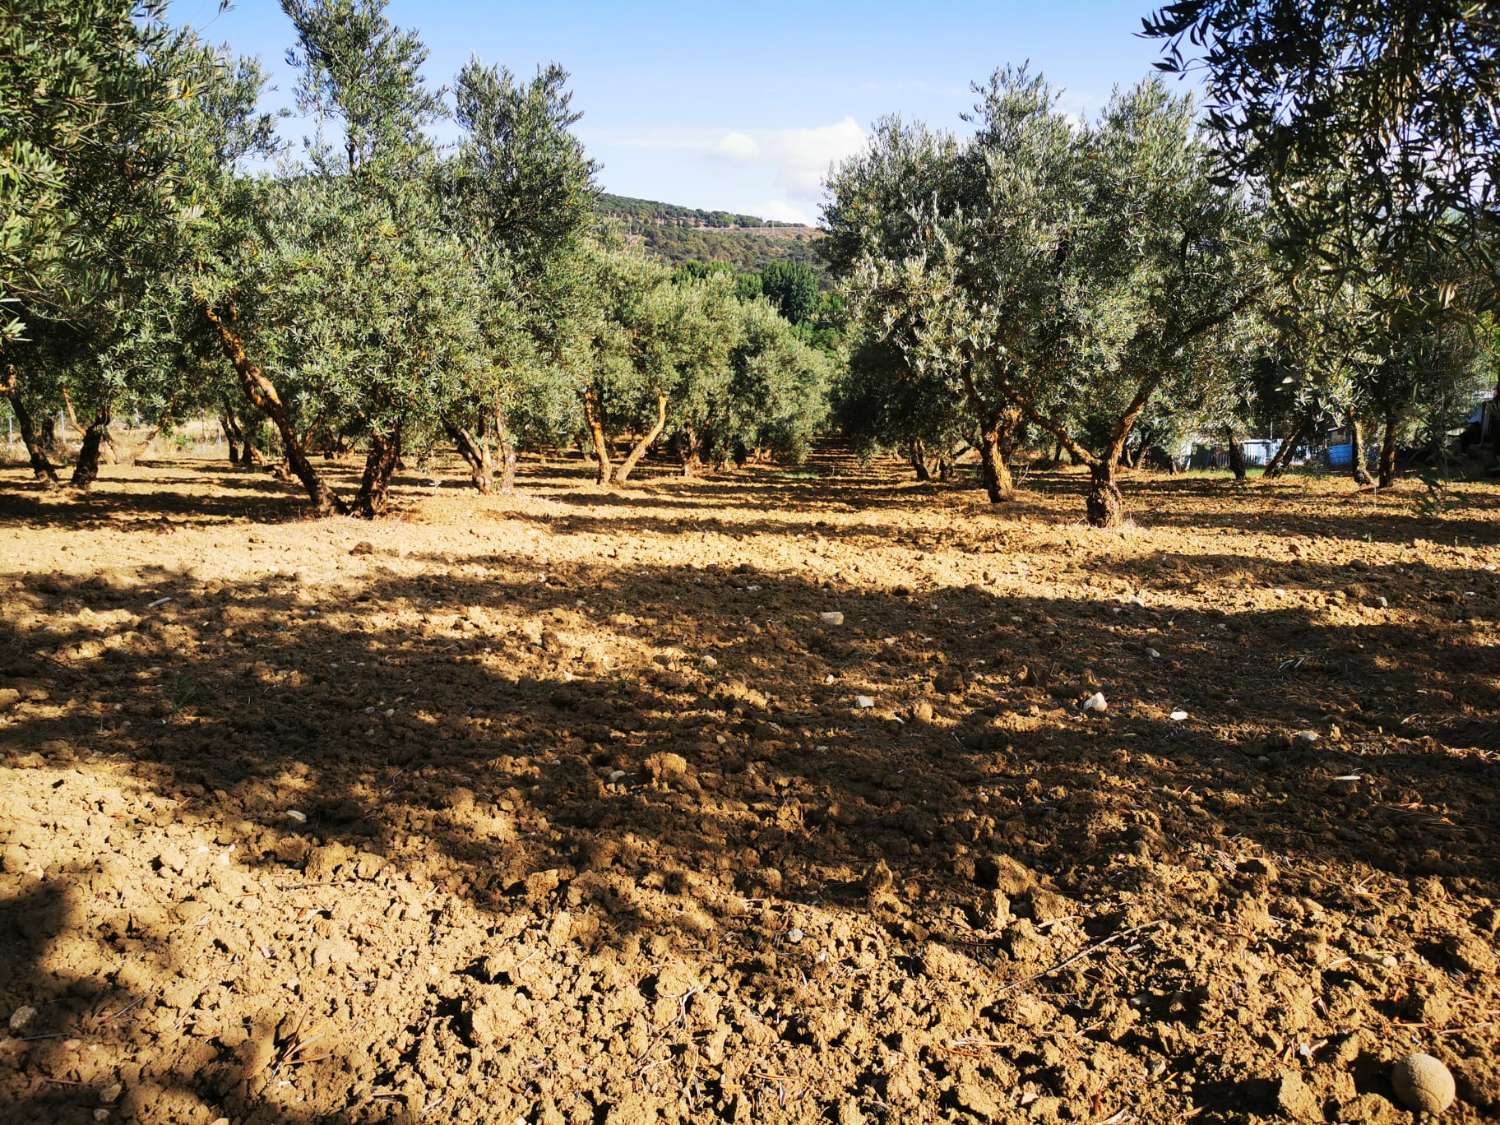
[824,117,1021,497]
[0,0,223,486]
[653,273,742,477]
[939,75,1263,524]
[196,0,486,517]
[720,298,830,467]
[572,242,672,486]
[834,331,972,481]
[442,58,599,493]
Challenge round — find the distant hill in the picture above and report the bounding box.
[597,193,824,273]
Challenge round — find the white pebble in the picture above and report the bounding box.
[786,927,804,944]
[818,611,844,626]
[1169,709,1188,721]
[284,809,307,824]
[8,1005,36,1031]
[855,695,875,709]
[1083,692,1107,713]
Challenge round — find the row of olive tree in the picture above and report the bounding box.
[1,0,830,517]
[821,64,1496,524]
[823,71,1265,526]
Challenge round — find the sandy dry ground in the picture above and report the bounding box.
[0,450,1497,1125]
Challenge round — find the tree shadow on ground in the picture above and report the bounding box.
[2,454,1498,1122]
[3,547,1498,1119]
[1116,473,1500,546]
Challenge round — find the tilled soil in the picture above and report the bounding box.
[0,451,1497,1125]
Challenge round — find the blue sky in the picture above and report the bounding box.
[176,0,1186,225]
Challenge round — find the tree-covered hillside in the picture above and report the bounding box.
[597,193,824,272]
[597,194,798,229]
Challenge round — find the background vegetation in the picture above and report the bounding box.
[1,0,1495,527]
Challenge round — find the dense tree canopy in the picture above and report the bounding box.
[3,0,1494,526]
[826,70,1265,524]
[1144,1,1500,285]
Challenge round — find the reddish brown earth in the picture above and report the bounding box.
[0,451,1497,1124]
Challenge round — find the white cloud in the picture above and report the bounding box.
[717,131,760,161]
[615,116,868,207]
[603,117,870,226]
[756,199,817,225]
[743,117,867,194]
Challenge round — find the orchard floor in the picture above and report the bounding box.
[1,450,1498,1125]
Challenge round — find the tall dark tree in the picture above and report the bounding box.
[759,261,820,325]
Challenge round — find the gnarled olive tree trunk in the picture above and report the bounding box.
[2,366,59,485]
[674,427,704,477]
[1085,462,1124,527]
[1262,410,1315,480]
[446,395,518,495]
[495,412,518,494]
[1377,409,1399,488]
[977,424,1015,502]
[219,413,241,464]
[218,411,259,466]
[1350,417,1374,485]
[204,304,344,515]
[907,443,931,481]
[446,417,494,494]
[70,412,110,488]
[354,430,402,518]
[1225,430,1246,481]
[582,387,613,485]
[615,391,668,485]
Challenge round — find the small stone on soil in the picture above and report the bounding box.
[819,611,844,625]
[1390,1052,1456,1115]
[1083,691,1107,713]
